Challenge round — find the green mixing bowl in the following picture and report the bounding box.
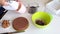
[32,11,53,28]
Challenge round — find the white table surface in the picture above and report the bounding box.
[1,7,60,34]
[1,0,60,34]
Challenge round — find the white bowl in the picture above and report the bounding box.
[3,1,26,14]
[3,1,19,10]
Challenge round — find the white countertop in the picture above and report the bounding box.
[1,0,60,34]
[13,15,60,34]
[1,7,60,34]
[14,0,60,34]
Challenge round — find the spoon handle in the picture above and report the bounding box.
[2,31,25,34]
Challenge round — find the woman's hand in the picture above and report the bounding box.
[0,0,21,6]
[0,0,8,6]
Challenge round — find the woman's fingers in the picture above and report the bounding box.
[3,2,9,6]
[14,0,20,2]
[0,0,8,6]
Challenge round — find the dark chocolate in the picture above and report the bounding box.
[36,20,45,26]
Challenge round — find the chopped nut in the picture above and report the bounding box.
[2,20,10,28]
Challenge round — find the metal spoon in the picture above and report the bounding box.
[2,31,25,34]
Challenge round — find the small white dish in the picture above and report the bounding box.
[17,3,26,14]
